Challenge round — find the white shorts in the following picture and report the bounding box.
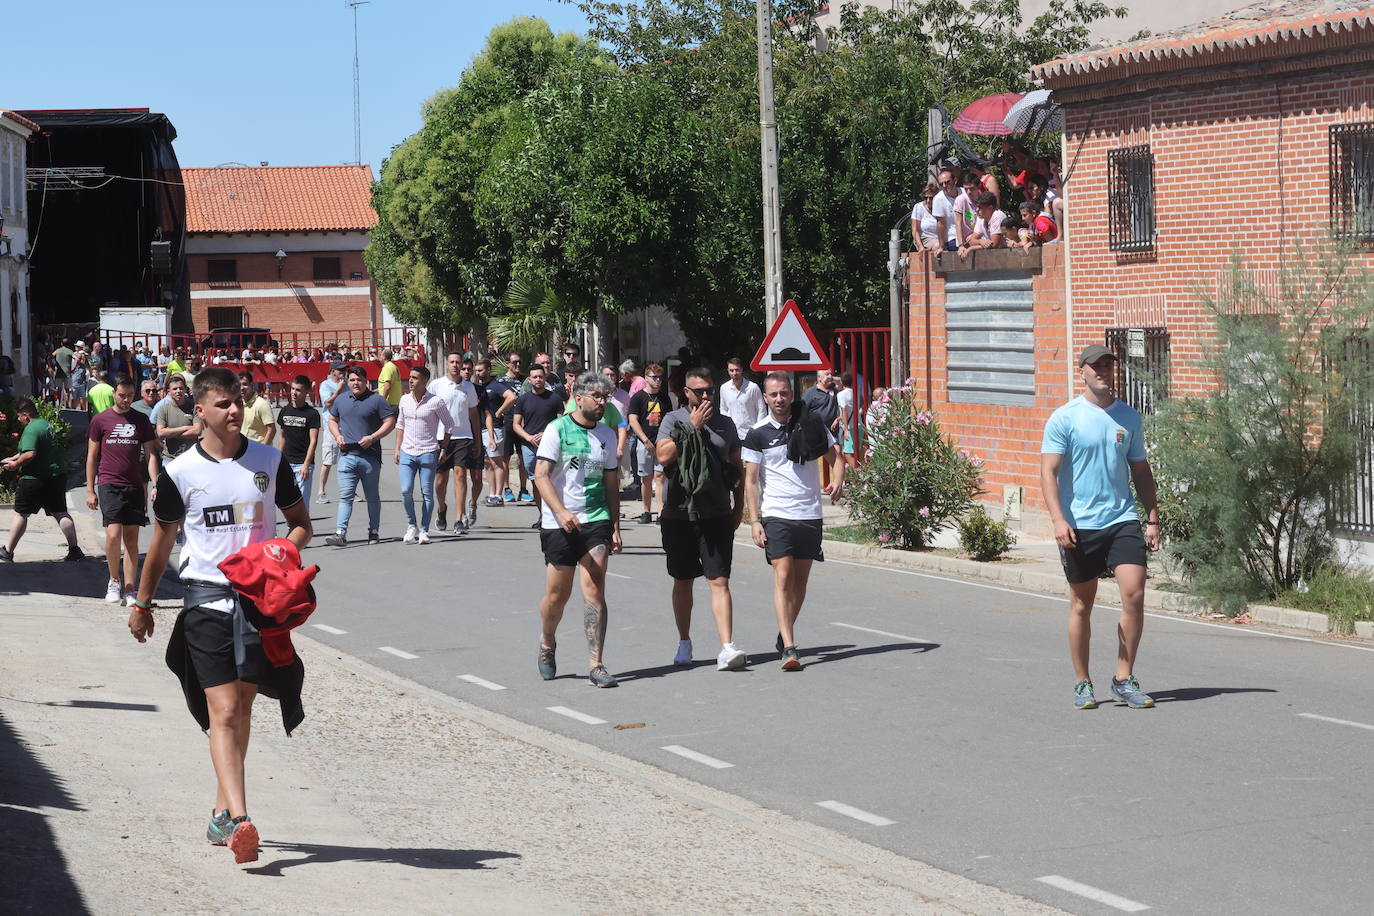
[319,434,340,466]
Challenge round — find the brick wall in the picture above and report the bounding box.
[187,245,374,335]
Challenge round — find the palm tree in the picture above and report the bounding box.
[488,277,586,353]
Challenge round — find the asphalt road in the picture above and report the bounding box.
[289,445,1374,916]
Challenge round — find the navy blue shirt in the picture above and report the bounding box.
[328,388,398,460]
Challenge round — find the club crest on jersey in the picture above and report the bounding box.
[254,471,270,493]
[263,542,286,562]
[1115,428,1126,444]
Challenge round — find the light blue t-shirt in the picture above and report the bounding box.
[1040,396,1146,530]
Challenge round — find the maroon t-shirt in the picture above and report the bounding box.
[88,408,156,488]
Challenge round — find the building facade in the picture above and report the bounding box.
[183,165,377,339]
[0,109,37,392]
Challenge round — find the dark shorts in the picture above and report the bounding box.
[461,438,485,470]
[501,422,518,457]
[97,483,147,527]
[15,476,69,517]
[1059,520,1148,584]
[761,517,825,563]
[541,520,614,567]
[437,438,472,472]
[661,515,735,580]
[183,606,270,689]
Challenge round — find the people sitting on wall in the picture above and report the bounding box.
[911,181,942,252]
[1013,199,1059,251]
[958,191,1007,259]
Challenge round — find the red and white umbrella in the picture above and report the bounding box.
[951,92,1024,136]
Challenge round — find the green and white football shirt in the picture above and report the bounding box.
[535,414,619,528]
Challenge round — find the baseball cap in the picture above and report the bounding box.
[1078,345,1116,367]
[330,360,346,371]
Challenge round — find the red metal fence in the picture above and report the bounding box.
[820,327,891,462]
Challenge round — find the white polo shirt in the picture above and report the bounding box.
[427,376,478,440]
[740,417,835,521]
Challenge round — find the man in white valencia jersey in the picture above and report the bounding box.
[129,367,312,864]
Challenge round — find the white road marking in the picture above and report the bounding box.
[546,705,607,725]
[312,624,348,635]
[1036,875,1150,912]
[1297,712,1374,732]
[661,745,734,769]
[378,646,419,660]
[815,800,895,826]
[821,556,1374,654]
[457,674,506,691]
[606,572,633,580]
[830,622,933,643]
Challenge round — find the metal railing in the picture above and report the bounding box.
[1105,326,1169,416]
[1329,122,1374,242]
[1108,145,1155,252]
[1334,333,1374,537]
[822,326,892,462]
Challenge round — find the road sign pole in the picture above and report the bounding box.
[757,0,784,327]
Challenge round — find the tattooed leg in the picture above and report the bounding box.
[580,545,610,667]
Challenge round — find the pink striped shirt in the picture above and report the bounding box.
[396,391,455,455]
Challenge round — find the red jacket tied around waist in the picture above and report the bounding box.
[217,538,320,667]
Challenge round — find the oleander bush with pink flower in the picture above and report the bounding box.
[846,383,983,549]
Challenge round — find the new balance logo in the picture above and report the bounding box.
[112,423,137,438]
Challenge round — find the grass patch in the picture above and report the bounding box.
[825,524,876,546]
[1276,567,1374,635]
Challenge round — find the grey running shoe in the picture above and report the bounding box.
[538,644,556,681]
[588,665,619,688]
[1110,675,1155,709]
[0,546,12,562]
[435,510,447,531]
[368,530,380,545]
[1073,679,1098,710]
[324,531,347,547]
[780,646,803,671]
[464,510,477,528]
[484,495,503,507]
[207,808,232,846]
[453,520,468,536]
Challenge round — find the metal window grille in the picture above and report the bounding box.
[1105,327,1169,415]
[206,259,237,283]
[1333,334,1374,537]
[1108,145,1155,252]
[1329,122,1374,241]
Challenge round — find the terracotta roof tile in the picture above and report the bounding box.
[1,109,42,133]
[183,165,377,234]
[1033,0,1374,84]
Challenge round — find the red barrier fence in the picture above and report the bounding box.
[821,327,891,462]
[98,326,427,365]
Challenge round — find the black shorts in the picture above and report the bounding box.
[461,438,485,470]
[97,483,147,527]
[14,476,68,517]
[501,421,519,457]
[437,438,470,472]
[541,520,614,567]
[183,606,270,689]
[1059,520,1148,584]
[761,517,824,563]
[661,515,735,580]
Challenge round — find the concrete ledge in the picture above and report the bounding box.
[932,246,1042,273]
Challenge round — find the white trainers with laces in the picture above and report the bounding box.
[717,643,748,671]
[104,578,122,603]
[403,525,418,545]
[123,589,138,607]
[674,639,693,666]
[316,492,331,504]
[417,530,431,545]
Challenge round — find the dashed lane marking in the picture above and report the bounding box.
[546,705,607,725]
[457,674,506,691]
[607,572,633,580]
[378,646,419,660]
[815,800,895,827]
[661,745,734,769]
[830,622,934,643]
[312,624,348,635]
[1297,712,1374,732]
[1036,875,1150,912]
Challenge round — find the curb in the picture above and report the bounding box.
[813,537,1374,641]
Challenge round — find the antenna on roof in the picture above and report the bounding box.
[346,0,370,165]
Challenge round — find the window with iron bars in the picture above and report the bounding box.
[1329,122,1374,242]
[1105,327,1169,415]
[1108,145,1155,252]
[1332,333,1374,537]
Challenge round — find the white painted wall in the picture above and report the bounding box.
[185,230,369,254]
[1,117,32,390]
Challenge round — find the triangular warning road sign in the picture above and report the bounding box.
[750,300,831,371]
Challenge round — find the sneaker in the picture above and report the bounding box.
[206,809,232,846]
[484,495,503,507]
[63,546,85,562]
[637,512,653,524]
[368,530,380,545]
[717,643,747,671]
[0,546,12,562]
[519,491,534,504]
[123,589,137,607]
[403,525,418,545]
[453,520,468,536]
[104,578,123,603]
[538,643,556,681]
[227,816,260,864]
[674,639,693,666]
[417,530,431,545]
[324,531,347,547]
[435,510,447,531]
[588,665,619,688]
[780,646,803,671]
[465,510,477,528]
[1073,679,1098,709]
[316,492,331,504]
[503,487,516,502]
[1110,675,1155,709]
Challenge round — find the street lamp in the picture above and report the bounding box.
[275,248,287,279]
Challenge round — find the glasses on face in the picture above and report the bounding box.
[580,391,609,401]
[647,374,664,380]
[687,386,716,397]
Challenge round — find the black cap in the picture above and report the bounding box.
[1078,345,1116,367]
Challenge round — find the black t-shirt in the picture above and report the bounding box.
[802,385,840,427]
[514,389,563,438]
[655,407,741,521]
[491,376,521,428]
[628,389,668,438]
[276,405,321,464]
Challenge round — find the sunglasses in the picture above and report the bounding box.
[647,374,664,380]
[687,386,716,396]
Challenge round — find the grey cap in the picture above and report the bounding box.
[330,360,346,371]
[1078,344,1117,367]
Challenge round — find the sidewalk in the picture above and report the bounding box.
[1,515,1062,915]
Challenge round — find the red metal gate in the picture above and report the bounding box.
[821,327,890,463]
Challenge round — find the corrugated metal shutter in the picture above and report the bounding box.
[945,271,1035,406]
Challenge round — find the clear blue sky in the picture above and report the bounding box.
[9,0,590,174]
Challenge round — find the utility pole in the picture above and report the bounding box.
[756,0,784,326]
[347,0,370,166]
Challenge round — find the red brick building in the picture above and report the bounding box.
[183,165,378,338]
[908,0,1374,535]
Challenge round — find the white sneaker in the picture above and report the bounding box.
[403,525,418,545]
[674,639,693,666]
[316,493,331,504]
[717,643,748,671]
[104,578,123,603]
[123,589,138,607]
[417,530,431,545]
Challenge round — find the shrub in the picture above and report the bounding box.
[958,505,1017,561]
[1278,566,1374,636]
[0,395,73,500]
[846,385,983,549]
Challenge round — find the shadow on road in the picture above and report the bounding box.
[805,641,941,666]
[1145,686,1278,704]
[0,710,90,915]
[246,841,520,877]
